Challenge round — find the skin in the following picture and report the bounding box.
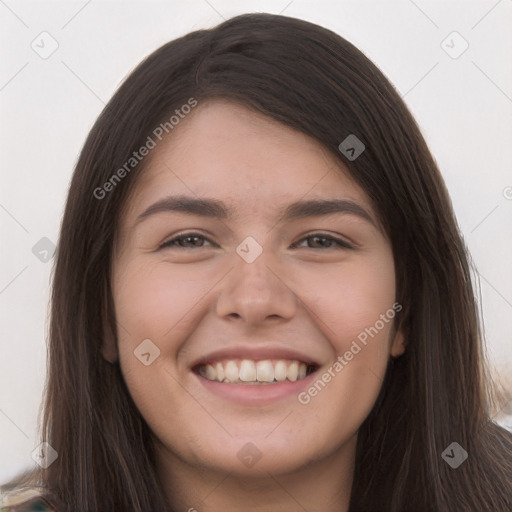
[104,100,405,512]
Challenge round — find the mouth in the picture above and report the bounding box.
[192,358,319,385]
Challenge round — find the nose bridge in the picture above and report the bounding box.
[236,239,275,291]
[215,235,297,323]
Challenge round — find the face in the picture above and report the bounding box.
[107,100,404,480]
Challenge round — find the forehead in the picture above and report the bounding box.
[122,100,375,223]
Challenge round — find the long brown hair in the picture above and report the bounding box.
[3,13,511,511]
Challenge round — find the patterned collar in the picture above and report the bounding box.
[1,487,55,511]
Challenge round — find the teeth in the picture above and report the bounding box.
[225,361,239,383]
[197,359,313,384]
[256,360,274,382]
[274,360,287,382]
[239,360,256,382]
[215,362,225,381]
[287,361,299,382]
[205,364,216,381]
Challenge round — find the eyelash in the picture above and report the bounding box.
[158,232,354,250]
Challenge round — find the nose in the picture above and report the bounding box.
[215,246,297,326]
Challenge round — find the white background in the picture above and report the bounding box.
[1,0,511,483]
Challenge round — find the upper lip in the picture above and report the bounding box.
[190,346,321,369]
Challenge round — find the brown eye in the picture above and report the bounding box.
[159,233,215,250]
[291,234,354,250]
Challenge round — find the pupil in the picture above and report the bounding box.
[312,236,328,247]
[183,236,200,246]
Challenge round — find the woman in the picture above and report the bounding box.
[2,12,511,512]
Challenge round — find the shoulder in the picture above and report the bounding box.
[1,486,56,512]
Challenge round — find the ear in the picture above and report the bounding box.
[101,333,119,364]
[390,329,406,358]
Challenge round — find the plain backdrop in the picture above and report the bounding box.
[1,0,511,483]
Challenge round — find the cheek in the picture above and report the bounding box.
[113,260,217,342]
[294,252,396,425]
[111,261,209,429]
[298,252,396,347]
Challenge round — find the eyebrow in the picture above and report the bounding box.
[134,195,377,228]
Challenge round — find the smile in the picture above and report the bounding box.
[195,358,318,384]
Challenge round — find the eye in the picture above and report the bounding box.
[159,232,215,250]
[291,233,354,250]
[158,232,354,251]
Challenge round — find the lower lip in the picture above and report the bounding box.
[193,371,318,405]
